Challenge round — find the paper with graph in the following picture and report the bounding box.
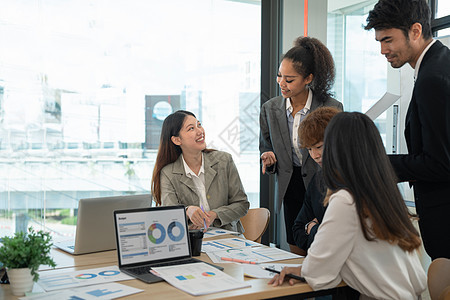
[206,246,302,264]
[202,237,260,252]
[36,266,133,291]
[151,262,250,296]
[19,283,143,299]
[202,227,240,238]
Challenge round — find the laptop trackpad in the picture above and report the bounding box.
[139,273,164,284]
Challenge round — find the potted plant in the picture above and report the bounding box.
[0,227,56,296]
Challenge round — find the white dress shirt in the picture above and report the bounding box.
[181,153,210,211]
[414,39,436,82]
[302,189,427,299]
[285,88,313,166]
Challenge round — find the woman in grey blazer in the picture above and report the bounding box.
[260,37,342,255]
[152,110,249,233]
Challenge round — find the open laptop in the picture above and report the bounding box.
[54,194,151,255]
[114,205,220,283]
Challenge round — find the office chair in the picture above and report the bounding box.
[240,208,270,243]
[428,257,450,300]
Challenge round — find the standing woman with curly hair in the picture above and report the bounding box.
[260,37,343,255]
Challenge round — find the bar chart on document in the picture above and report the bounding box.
[206,246,302,264]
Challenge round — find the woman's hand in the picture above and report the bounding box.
[186,206,216,230]
[261,151,277,174]
[268,266,303,286]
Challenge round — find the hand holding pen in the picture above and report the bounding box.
[200,205,208,232]
[267,266,305,286]
[186,205,209,229]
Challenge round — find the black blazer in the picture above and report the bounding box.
[389,40,450,207]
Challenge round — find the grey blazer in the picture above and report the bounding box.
[260,95,343,211]
[160,150,249,233]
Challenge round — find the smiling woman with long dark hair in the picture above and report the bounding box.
[151,110,249,233]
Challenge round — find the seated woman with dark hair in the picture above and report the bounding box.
[292,107,340,253]
[151,110,249,233]
[270,112,426,299]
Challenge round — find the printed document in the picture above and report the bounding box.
[206,246,302,264]
[37,266,133,291]
[202,237,260,252]
[151,262,250,296]
[20,283,143,300]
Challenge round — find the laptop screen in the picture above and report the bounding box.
[114,206,191,267]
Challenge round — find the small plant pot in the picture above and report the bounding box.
[7,268,34,296]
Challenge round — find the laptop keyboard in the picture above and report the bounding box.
[128,258,199,275]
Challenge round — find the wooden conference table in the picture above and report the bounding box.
[1,235,353,299]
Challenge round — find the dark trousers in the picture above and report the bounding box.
[283,166,306,245]
[415,197,450,260]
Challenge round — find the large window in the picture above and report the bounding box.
[327,4,388,143]
[0,0,261,240]
[434,0,450,37]
[436,0,450,18]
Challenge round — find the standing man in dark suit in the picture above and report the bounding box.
[365,0,450,260]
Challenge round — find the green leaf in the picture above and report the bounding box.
[0,227,57,282]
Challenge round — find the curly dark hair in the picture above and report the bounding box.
[365,0,432,40]
[282,36,335,103]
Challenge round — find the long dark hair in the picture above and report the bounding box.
[151,110,194,206]
[282,36,335,102]
[322,112,421,252]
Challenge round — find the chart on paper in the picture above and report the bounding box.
[37,266,133,291]
[202,237,260,252]
[206,246,302,264]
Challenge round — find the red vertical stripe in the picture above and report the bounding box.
[304,0,308,36]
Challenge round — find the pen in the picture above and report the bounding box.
[200,204,208,230]
[263,267,306,282]
[220,257,256,264]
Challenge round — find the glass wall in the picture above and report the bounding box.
[436,0,450,18]
[327,4,388,143]
[435,0,450,37]
[0,0,261,240]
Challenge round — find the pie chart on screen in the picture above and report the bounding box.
[167,221,185,241]
[202,272,216,277]
[148,223,166,244]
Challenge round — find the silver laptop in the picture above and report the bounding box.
[54,194,151,255]
[114,205,217,283]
